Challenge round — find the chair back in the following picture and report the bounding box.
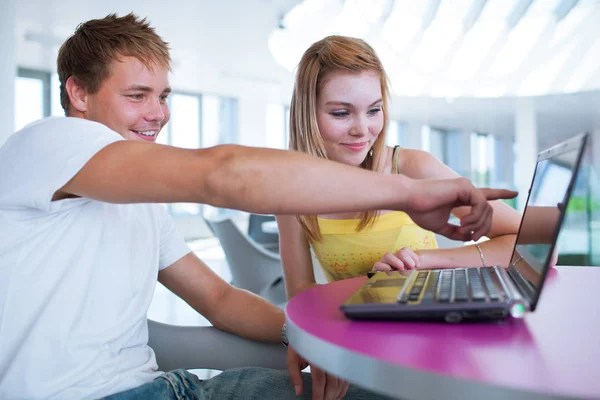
[434,234,466,249]
[205,217,283,297]
[248,214,279,252]
[148,319,287,371]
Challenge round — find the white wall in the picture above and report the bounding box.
[236,80,289,147]
[514,98,538,210]
[0,0,16,147]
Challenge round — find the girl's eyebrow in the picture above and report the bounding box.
[325,98,383,107]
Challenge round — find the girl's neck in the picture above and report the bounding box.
[319,146,396,220]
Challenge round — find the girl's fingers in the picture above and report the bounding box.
[382,252,406,271]
[372,262,393,272]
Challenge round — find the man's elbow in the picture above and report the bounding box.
[205,285,265,334]
[198,144,244,207]
[201,281,236,328]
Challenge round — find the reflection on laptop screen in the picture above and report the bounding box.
[509,146,581,290]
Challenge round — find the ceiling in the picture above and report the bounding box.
[14,0,300,96]
[12,0,600,145]
[270,0,600,98]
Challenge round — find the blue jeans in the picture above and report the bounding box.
[101,368,394,399]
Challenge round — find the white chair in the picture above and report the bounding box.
[204,217,287,306]
[434,234,466,249]
[248,213,280,253]
[148,319,287,372]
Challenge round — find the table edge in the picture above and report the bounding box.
[286,312,578,400]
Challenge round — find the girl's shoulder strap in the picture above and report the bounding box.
[392,145,401,174]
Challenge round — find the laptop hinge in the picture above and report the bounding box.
[506,265,536,302]
[496,266,531,313]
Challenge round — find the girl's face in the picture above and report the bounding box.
[316,70,384,166]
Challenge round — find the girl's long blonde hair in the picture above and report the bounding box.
[289,35,391,242]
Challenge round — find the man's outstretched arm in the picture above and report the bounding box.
[57,142,409,213]
[58,141,516,240]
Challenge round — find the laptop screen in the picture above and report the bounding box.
[508,133,587,310]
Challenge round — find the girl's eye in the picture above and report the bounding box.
[368,108,381,115]
[331,111,349,117]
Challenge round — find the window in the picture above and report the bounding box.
[265,104,287,149]
[422,126,447,163]
[168,93,202,216]
[154,92,239,220]
[199,95,239,220]
[385,120,408,147]
[51,73,64,116]
[445,130,469,177]
[470,132,493,187]
[285,106,290,148]
[170,94,200,149]
[14,69,51,131]
[557,159,597,266]
[202,95,238,148]
[490,135,514,187]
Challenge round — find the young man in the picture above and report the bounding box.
[0,13,515,400]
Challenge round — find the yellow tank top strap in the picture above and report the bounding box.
[392,145,400,174]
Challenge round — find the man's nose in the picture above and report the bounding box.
[145,98,165,123]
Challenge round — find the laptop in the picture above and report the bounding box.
[341,133,588,323]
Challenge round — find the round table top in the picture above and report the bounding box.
[286,266,600,400]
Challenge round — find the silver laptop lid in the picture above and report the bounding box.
[506,133,588,311]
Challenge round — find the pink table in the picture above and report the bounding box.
[286,266,600,400]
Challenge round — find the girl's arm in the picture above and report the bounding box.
[388,149,521,269]
[276,214,320,299]
[416,235,516,269]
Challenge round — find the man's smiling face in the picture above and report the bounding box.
[83,56,171,142]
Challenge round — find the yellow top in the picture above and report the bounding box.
[311,211,438,282]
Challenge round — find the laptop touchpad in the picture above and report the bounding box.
[371,278,406,288]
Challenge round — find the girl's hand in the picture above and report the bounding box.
[373,247,420,272]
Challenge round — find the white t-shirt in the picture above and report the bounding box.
[0,117,191,399]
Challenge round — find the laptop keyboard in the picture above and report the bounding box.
[397,267,507,304]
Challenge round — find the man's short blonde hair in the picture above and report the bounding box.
[57,13,171,114]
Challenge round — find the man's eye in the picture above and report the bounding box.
[129,94,143,100]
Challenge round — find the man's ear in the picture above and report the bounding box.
[65,76,88,113]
